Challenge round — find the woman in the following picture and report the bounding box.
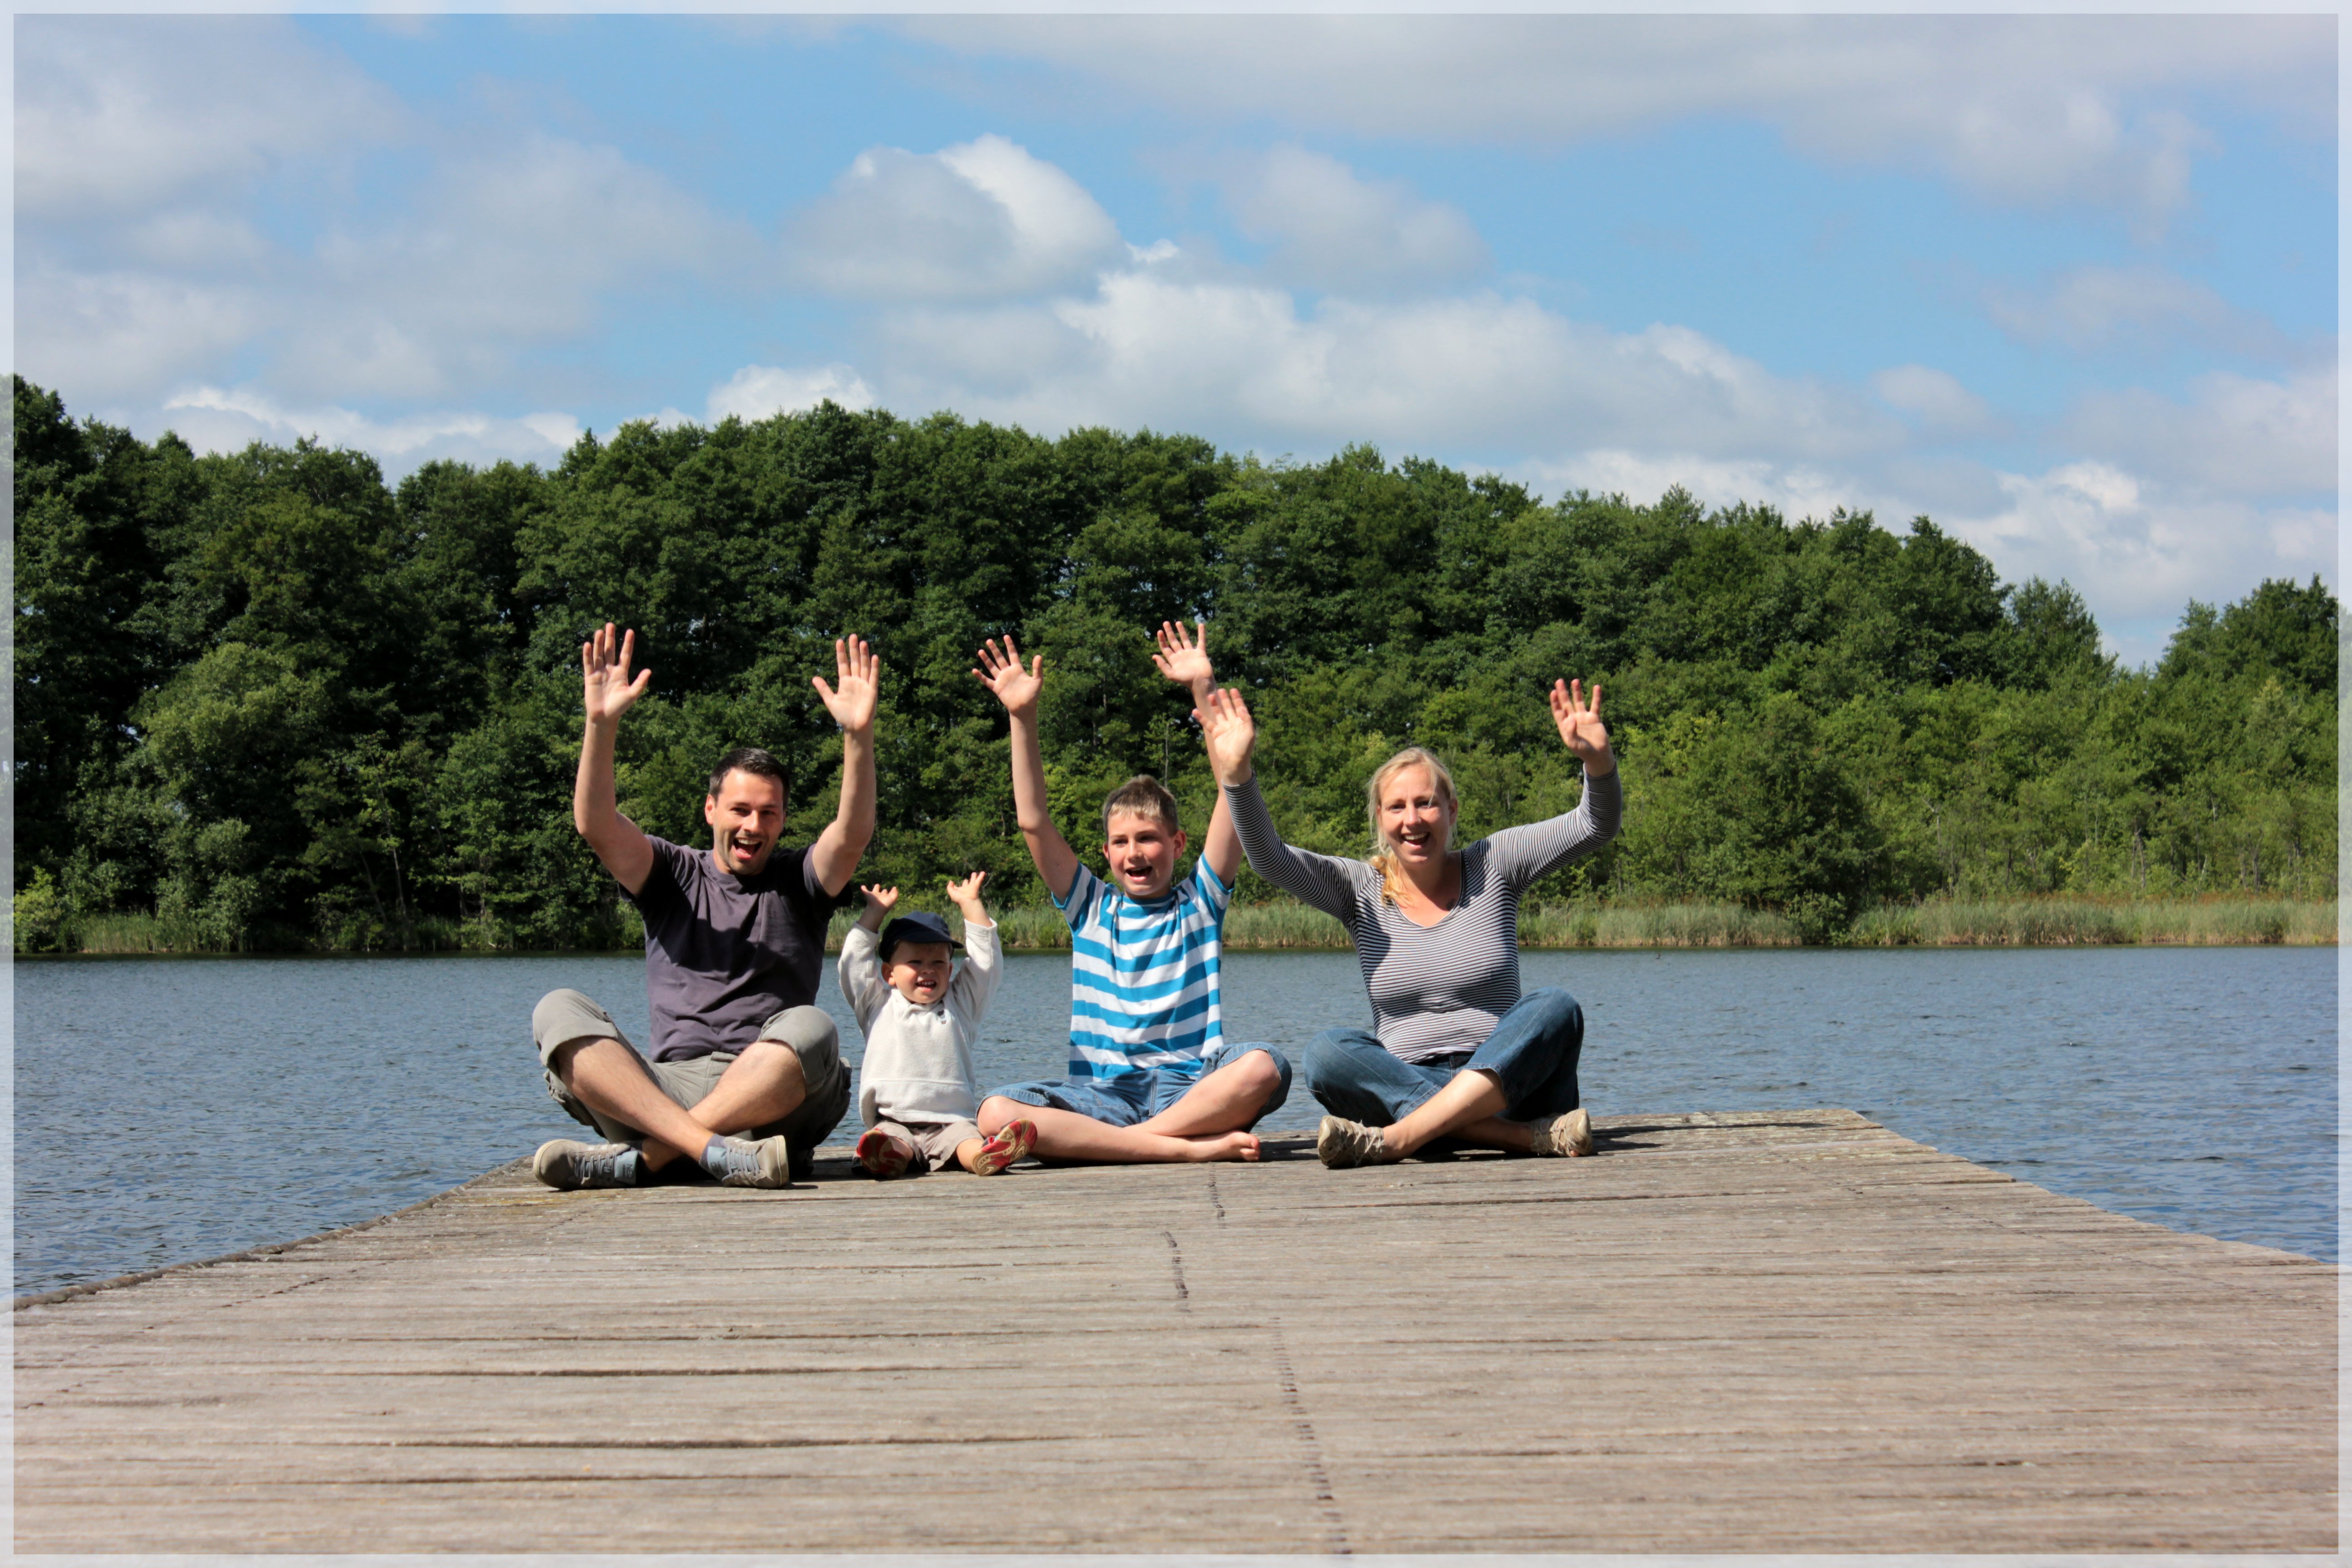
[1196,679,1621,1168]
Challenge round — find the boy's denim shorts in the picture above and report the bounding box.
[988,1040,1292,1129]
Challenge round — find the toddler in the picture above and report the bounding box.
[838,872,1036,1177]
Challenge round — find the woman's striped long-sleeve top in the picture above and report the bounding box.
[1224,769,1623,1063]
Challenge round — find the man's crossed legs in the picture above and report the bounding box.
[531,989,851,1190]
[978,1039,1291,1163]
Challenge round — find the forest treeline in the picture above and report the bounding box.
[13,375,2337,951]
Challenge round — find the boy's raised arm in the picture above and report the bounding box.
[574,623,657,897]
[1154,619,1242,888]
[974,636,1080,902]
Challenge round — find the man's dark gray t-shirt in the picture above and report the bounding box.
[627,836,849,1062]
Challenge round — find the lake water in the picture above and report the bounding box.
[13,946,2337,1295]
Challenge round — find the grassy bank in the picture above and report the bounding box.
[21,895,2334,956]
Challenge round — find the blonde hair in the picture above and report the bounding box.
[1366,747,1459,907]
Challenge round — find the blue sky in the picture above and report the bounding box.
[16,13,2337,664]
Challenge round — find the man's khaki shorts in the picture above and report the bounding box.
[531,989,849,1178]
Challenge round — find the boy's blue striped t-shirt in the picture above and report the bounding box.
[1053,857,1232,1087]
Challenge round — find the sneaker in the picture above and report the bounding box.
[1526,1107,1594,1158]
[704,1134,793,1188]
[855,1128,915,1180]
[533,1139,643,1190]
[1316,1115,1395,1169]
[969,1118,1037,1177]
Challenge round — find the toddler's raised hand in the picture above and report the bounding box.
[945,870,989,915]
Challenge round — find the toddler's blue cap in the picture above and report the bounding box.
[880,912,960,960]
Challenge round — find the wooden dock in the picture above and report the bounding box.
[15,1108,2336,1553]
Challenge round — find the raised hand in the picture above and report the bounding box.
[1548,679,1614,773]
[1196,686,1259,788]
[1151,619,1215,692]
[813,636,879,734]
[582,623,653,725]
[972,635,1045,715]
[945,869,988,914]
[860,883,901,915]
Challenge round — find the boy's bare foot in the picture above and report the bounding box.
[1184,1131,1261,1162]
[856,1128,915,1179]
[967,1118,1037,1176]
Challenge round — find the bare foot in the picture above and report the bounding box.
[1183,1131,1260,1162]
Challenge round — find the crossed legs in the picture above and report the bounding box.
[1308,988,1587,1160]
[550,1034,807,1172]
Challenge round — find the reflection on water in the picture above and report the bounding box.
[14,944,2336,1294]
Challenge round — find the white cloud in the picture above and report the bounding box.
[864,255,1900,462]
[789,134,1122,301]
[2064,367,2334,495]
[1871,365,1995,436]
[16,269,264,401]
[901,15,2326,226]
[283,133,746,399]
[1516,446,2332,662]
[705,364,877,421]
[161,385,581,468]
[1981,265,2296,358]
[1945,462,2333,627]
[1218,145,1487,294]
[16,17,406,220]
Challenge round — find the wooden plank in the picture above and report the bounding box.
[15,1109,2335,1552]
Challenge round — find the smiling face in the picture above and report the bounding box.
[704,768,787,876]
[1102,809,1187,902]
[884,941,953,1006]
[1375,764,1457,872]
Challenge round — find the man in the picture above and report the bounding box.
[527,622,877,1190]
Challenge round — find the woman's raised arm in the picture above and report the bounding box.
[1484,678,1624,887]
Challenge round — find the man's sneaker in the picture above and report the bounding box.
[969,1118,1037,1177]
[705,1135,793,1188]
[1316,1115,1395,1169]
[855,1128,915,1180]
[1525,1107,1594,1158]
[534,1140,643,1190]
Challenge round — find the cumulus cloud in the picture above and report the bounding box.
[789,134,1122,300]
[899,15,2326,226]
[1516,445,2331,662]
[17,269,265,402]
[1981,265,2298,358]
[16,16,406,219]
[1217,144,1488,294]
[705,364,877,421]
[1871,365,1996,436]
[2063,367,2334,495]
[864,250,1901,462]
[161,385,582,467]
[1944,462,2333,632]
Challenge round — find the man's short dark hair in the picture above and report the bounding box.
[708,747,790,799]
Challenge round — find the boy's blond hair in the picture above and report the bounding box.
[1101,775,1183,840]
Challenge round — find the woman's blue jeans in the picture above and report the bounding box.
[1305,987,1583,1127]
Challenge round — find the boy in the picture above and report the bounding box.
[969,619,1290,1163]
[838,872,1036,1178]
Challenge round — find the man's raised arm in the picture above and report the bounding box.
[808,636,880,897]
[973,635,1080,902]
[574,622,657,896]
